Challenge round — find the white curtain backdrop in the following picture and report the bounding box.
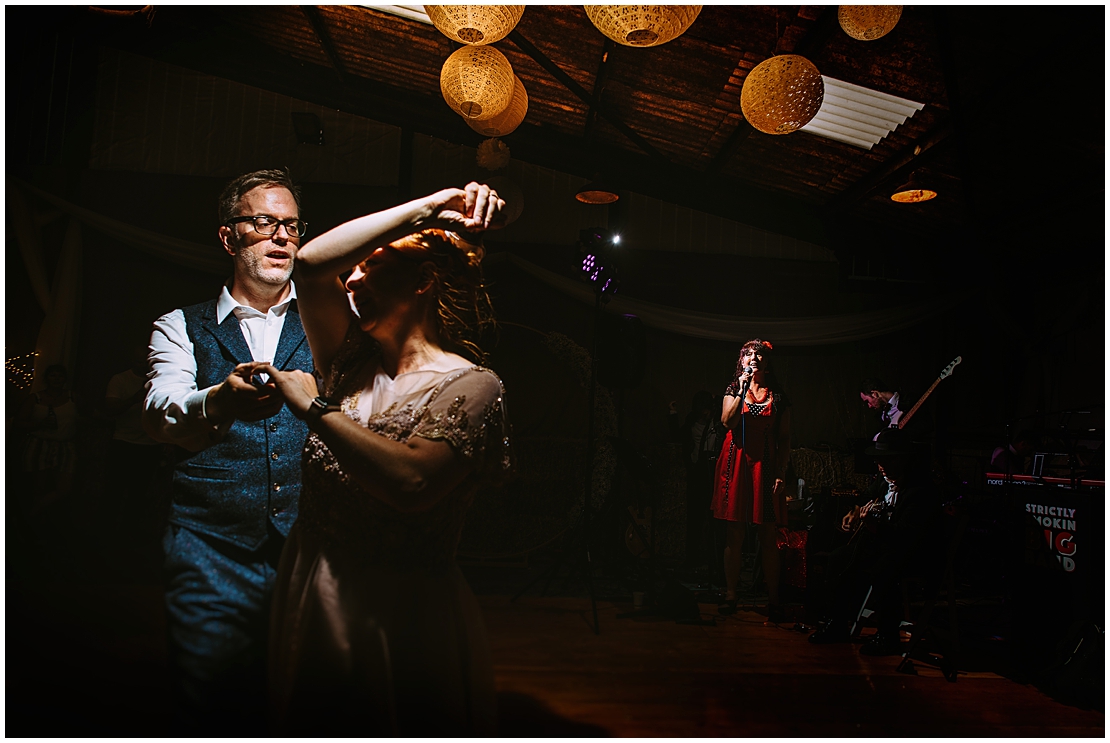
[9,178,960,359]
[484,253,961,345]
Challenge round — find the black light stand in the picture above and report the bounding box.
[511,232,621,635]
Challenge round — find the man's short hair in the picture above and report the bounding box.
[218,168,301,225]
[859,377,888,394]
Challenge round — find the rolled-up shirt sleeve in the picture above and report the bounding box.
[143,309,231,451]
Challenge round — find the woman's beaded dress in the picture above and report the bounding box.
[269,326,513,735]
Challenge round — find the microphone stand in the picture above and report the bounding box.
[738,370,753,449]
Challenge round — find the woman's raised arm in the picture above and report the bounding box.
[294,184,503,377]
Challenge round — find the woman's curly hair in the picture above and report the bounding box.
[392,229,496,363]
[733,338,773,377]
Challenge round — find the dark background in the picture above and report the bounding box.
[4,5,1105,734]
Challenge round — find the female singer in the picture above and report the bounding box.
[711,339,791,621]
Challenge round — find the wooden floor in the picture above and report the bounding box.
[4,487,1104,738]
[484,594,1104,737]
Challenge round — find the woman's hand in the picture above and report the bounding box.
[426,182,505,233]
[772,478,785,497]
[253,363,320,420]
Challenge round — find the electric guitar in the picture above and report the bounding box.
[896,356,962,430]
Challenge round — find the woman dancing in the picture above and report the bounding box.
[254,183,512,735]
[712,339,791,622]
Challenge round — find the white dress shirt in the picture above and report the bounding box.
[143,282,297,452]
[883,391,903,427]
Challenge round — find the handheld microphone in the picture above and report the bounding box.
[743,366,753,375]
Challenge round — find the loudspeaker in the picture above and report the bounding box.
[597,314,646,390]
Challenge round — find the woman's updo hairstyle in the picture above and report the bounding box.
[392,229,496,363]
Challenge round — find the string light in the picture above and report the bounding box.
[6,350,38,391]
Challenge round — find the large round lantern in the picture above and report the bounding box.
[440,45,515,121]
[467,75,528,137]
[583,5,702,48]
[838,5,902,41]
[424,5,525,45]
[740,55,824,135]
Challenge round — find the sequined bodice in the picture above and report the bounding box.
[298,327,513,570]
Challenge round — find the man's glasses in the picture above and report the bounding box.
[226,215,308,238]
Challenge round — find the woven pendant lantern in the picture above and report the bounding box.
[583,5,702,48]
[838,5,902,41]
[440,45,515,121]
[467,75,528,137]
[740,55,824,135]
[424,5,525,45]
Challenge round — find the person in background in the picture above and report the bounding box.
[860,378,902,438]
[17,363,79,517]
[990,429,1037,476]
[103,342,162,523]
[809,427,941,655]
[711,339,790,622]
[674,390,723,572]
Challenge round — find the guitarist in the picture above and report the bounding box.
[809,428,942,655]
[859,377,903,439]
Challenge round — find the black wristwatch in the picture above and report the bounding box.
[305,396,341,426]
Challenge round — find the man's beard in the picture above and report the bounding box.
[238,244,294,285]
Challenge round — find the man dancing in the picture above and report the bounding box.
[144,169,314,733]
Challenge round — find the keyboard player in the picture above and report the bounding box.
[990,429,1038,476]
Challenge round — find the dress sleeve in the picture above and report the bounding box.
[411,367,514,483]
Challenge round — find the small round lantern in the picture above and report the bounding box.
[476,138,511,171]
[424,5,525,45]
[583,5,702,48]
[838,5,902,41]
[440,45,515,121]
[740,55,824,135]
[467,75,528,137]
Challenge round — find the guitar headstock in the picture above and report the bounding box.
[939,356,962,379]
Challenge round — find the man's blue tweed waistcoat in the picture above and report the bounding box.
[170,298,313,550]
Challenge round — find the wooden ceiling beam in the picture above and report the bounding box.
[791,6,840,59]
[300,5,353,87]
[704,119,753,176]
[825,121,953,210]
[507,29,670,166]
[582,39,614,140]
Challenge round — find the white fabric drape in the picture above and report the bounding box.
[9,178,959,352]
[483,253,961,346]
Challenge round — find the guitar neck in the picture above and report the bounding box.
[898,377,941,430]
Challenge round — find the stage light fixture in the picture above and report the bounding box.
[577,228,622,299]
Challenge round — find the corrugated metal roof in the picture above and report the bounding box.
[802,76,924,150]
[368,5,432,25]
